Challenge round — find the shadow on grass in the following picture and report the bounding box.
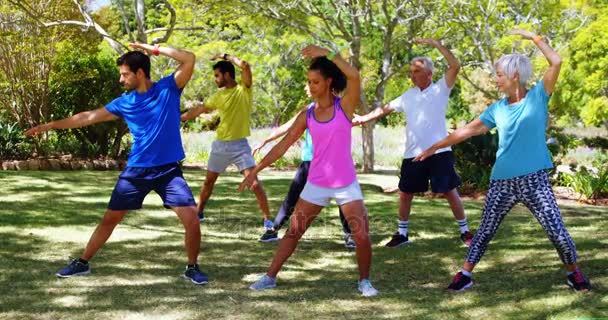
[0,170,605,319]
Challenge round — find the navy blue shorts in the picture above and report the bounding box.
[398,151,461,193]
[108,162,196,210]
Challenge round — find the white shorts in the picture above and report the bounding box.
[300,180,363,207]
[207,138,256,174]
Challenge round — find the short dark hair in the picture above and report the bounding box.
[309,57,346,93]
[116,51,151,79]
[213,61,235,79]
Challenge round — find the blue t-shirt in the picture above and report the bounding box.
[105,73,185,167]
[300,103,315,162]
[301,129,313,162]
[479,80,553,180]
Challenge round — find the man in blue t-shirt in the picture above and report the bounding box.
[25,43,208,285]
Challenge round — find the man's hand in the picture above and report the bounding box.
[129,42,154,55]
[24,123,52,137]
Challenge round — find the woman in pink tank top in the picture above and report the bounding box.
[239,45,378,297]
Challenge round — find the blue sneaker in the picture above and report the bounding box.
[263,219,274,230]
[184,264,208,285]
[249,274,277,291]
[56,259,91,278]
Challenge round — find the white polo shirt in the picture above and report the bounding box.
[388,77,452,159]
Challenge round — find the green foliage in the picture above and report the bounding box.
[452,131,499,190]
[48,42,128,158]
[0,122,32,159]
[553,8,608,129]
[562,165,608,201]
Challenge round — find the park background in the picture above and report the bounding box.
[0,0,606,319]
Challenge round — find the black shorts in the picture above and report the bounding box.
[398,151,461,193]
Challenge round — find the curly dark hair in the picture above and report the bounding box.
[309,57,346,94]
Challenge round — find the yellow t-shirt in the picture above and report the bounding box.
[206,84,252,141]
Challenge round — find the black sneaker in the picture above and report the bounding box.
[385,232,410,248]
[259,229,280,243]
[198,209,205,222]
[184,264,209,285]
[460,231,474,247]
[567,269,590,292]
[56,259,91,278]
[447,271,473,292]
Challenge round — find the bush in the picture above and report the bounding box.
[561,152,608,201]
[0,122,33,160]
[452,131,498,190]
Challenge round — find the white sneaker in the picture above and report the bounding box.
[249,274,277,291]
[358,279,379,297]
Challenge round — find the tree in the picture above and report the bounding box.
[553,8,608,129]
[235,0,431,172]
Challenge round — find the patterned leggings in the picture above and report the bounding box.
[466,170,578,265]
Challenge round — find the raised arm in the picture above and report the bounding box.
[510,29,562,95]
[352,104,394,126]
[25,107,118,137]
[414,38,461,88]
[413,118,489,162]
[239,112,307,191]
[130,43,196,89]
[212,53,252,88]
[301,45,360,116]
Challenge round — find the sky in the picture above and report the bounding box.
[87,0,111,11]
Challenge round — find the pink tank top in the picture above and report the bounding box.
[306,97,357,188]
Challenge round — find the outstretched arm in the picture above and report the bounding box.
[352,104,394,126]
[414,38,461,88]
[413,118,489,162]
[239,112,307,191]
[130,43,196,89]
[25,107,118,136]
[181,104,214,121]
[212,53,252,88]
[252,107,307,156]
[509,29,562,95]
[301,45,360,116]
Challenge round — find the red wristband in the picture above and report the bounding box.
[152,44,160,56]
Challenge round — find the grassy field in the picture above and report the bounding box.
[0,170,606,320]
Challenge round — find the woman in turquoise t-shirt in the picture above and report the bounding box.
[415,29,590,293]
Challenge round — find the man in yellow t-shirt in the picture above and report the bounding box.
[181,53,272,230]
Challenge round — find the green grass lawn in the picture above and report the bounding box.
[0,170,606,320]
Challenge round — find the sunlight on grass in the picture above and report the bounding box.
[53,295,86,308]
[0,171,605,319]
[25,226,166,243]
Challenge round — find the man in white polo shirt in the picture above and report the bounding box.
[353,38,473,247]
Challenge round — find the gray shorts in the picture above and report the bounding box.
[207,138,257,174]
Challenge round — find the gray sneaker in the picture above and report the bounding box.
[344,234,356,249]
[249,274,277,291]
[358,279,379,297]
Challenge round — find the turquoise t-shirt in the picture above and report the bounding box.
[301,129,313,161]
[479,80,553,180]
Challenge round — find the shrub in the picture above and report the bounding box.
[452,131,498,190]
[0,122,33,160]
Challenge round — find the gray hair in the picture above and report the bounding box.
[495,54,532,85]
[410,56,434,74]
